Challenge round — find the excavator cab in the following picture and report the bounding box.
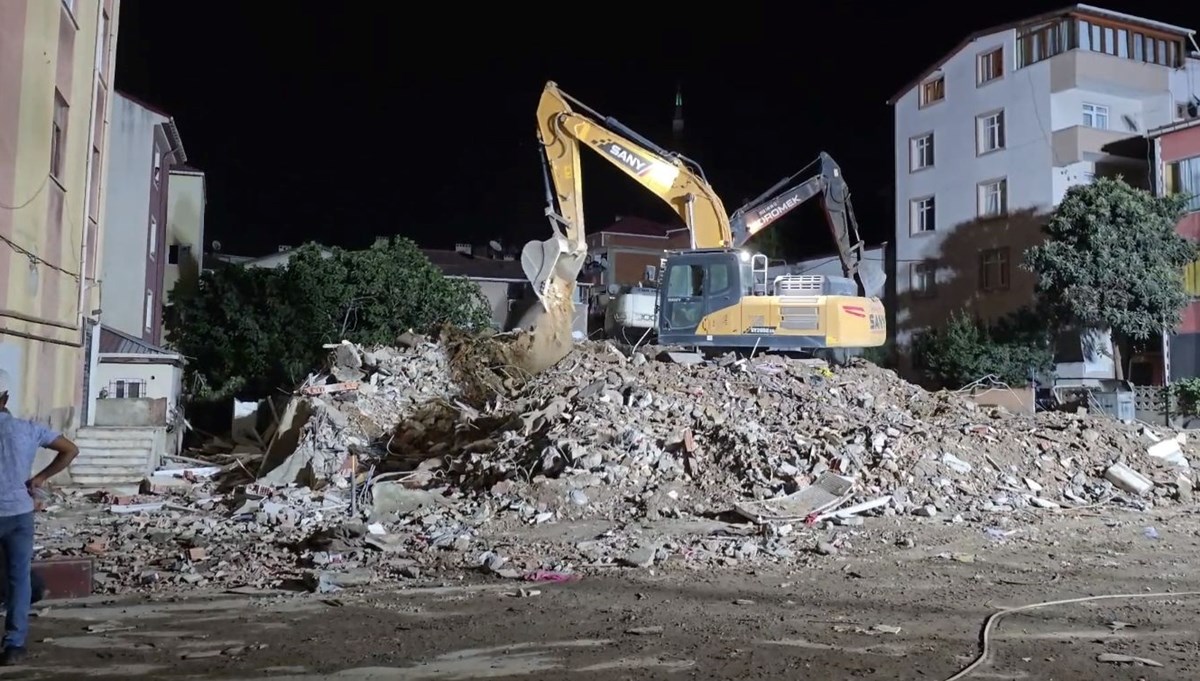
[657,250,749,342]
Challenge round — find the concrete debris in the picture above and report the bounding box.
[34,337,1200,594]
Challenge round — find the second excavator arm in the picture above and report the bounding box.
[729,152,885,298]
[522,82,733,306]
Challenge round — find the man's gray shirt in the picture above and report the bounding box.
[0,413,59,517]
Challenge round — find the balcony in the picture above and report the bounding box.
[1051,125,1144,166]
[1050,49,1169,97]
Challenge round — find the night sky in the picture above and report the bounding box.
[114,1,1196,259]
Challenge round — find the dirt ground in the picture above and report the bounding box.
[7,509,1200,680]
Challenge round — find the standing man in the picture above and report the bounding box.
[0,370,78,665]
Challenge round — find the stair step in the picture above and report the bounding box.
[76,447,156,458]
[74,461,152,469]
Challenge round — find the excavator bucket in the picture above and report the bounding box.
[859,268,887,300]
[521,235,586,308]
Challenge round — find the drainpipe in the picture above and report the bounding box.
[78,0,106,425]
[78,1,104,333]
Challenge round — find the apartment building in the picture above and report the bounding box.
[1149,118,1200,381]
[163,165,207,299]
[0,0,120,425]
[102,92,186,346]
[889,4,1200,374]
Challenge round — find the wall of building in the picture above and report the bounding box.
[0,0,118,427]
[587,230,692,289]
[101,93,170,344]
[163,168,205,299]
[893,20,1200,380]
[93,356,183,418]
[1157,122,1200,379]
[893,28,1056,352]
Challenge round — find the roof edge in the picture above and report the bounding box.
[162,118,188,165]
[113,89,173,118]
[1147,116,1200,138]
[887,5,1196,106]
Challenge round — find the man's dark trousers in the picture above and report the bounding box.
[0,514,36,649]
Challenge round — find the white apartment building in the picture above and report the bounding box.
[889,4,1200,374]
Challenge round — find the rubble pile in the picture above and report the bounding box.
[321,338,1193,520]
[37,335,1198,594]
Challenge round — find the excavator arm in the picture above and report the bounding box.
[729,152,885,298]
[522,82,733,307]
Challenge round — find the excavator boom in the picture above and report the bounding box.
[522,82,732,306]
[730,152,885,298]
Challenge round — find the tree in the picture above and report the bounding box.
[164,264,299,398]
[1024,177,1197,378]
[165,237,493,399]
[912,308,1054,389]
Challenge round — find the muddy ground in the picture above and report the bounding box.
[8,509,1200,680]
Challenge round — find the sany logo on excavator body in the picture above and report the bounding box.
[599,140,654,177]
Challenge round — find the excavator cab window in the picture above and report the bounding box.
[660,256,742,333]
[666,263,704,297]
[708,262,732,295]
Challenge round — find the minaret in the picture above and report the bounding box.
[671,83,684,143]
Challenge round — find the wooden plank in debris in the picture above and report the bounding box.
[300,381,360,396]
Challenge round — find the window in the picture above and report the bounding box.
[148,216,158,257]
[910,262,937,298]
[910,133,934,171]
[1017,20,1070,68]
[97,11,109,78]
[144,290,154,331]
[108,379,146,399]
[643,265,657,282]
[152,150,162,187]
[1019,17,1184,69]
[979,248,1011,292]
[978,48,1003,85]
[978,179,1007,217]
[1167,156,1200,213]
[666,264,704,298]
[50,91,68,180]
[919,76,945,108]
[977,110,1005,154]
[168,244,180,265]
[1082,103,1109,129]
[707,262,734,295]
[1184,260,1200,298]
[910,196,936,234]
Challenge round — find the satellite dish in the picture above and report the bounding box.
[211,240,222,252]
[489,240,502,252]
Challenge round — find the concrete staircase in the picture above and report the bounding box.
[67,426,166,489]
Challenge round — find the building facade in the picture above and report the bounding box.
[583,216,691,290]
[163,165,206,300]
[102,92,186,346]
[889,4,1200,374]
[1150,118,1200,381]
[0,0,120,426]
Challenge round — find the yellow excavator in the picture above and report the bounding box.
[521,81,886,357]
